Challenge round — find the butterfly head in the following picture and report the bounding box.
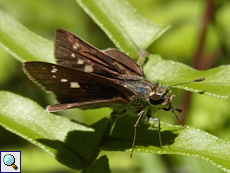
[148,77,205,114]
[149,84,174,111]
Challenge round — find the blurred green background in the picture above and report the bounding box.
[0,0,230,172]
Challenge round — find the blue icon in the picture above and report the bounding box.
[3,154,18,170]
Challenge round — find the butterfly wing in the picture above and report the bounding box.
[55,29,144,78]
[102,48,144,76]
[23,62,135,112]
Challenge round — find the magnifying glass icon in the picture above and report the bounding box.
[3,154,18,170]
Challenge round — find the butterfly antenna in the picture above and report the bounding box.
[169,78,205,88]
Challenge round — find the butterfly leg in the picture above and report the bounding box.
[130,109,146,158]
[163,102,184,126]
[148,117,164,149]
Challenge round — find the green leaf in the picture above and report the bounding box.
[101,115,230,172]
[86,155,111,173]
[144,55,230,99]
[1,91,229,172]
[0,9,54,63]
[0,91,108,170]
[1,3,229,172]
[76,0,169,59]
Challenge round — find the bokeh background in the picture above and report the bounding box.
[0,0,230,172]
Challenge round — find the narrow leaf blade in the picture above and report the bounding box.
[144,55,230,99]
[101,115,230,172]
[76,0,169,58]
[0,91,108,170]
[0,9,54,63]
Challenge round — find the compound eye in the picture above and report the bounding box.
[150,94,161,100]
[149,94,164,105]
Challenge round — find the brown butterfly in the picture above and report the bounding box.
[23,29,204,157]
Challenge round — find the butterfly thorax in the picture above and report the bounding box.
[115,76,175,117]
[121,77,152,103]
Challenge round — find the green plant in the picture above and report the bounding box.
[1,0,230,172]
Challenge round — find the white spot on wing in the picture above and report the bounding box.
[75,42,80,47]
[51,69,57,73]
[73,41,80,49]
[77,59,84,64]
[53,75,56,78]
[71,53,75,57]
[51,66,58,73]
[61,79,68,82]
[70,82,80,88]
[84,65,94,72]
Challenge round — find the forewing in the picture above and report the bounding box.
[23,62,135,111]
[103,48,144,76]
[55,29,144,78]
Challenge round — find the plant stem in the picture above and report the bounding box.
[180,0,216,124]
